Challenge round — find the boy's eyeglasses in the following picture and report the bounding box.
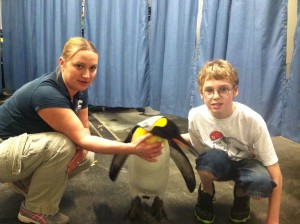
[202,86,235,99]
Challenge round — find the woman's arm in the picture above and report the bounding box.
[77,107,90,129]
[67,107,90,172]
[37,107,162,160]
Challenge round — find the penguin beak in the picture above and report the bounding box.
[172,137,199,157]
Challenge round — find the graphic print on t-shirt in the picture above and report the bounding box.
[209,131,251,161]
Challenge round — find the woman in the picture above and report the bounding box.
[0,37,162,224]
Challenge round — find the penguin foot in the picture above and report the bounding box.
[125,196,161,223]
[125,196,145,222]
[151,196,168,221]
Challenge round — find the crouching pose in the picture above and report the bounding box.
[0,37,162,224]
[182,59,282,224]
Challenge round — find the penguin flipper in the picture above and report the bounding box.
[109,154,128,181]
[169,140,196,193]
[109,125,140,181]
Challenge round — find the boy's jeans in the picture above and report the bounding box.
[0,132,94,215]
[196,149,276,198]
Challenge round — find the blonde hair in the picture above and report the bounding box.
[197,59,239,93]
[61,37,98,61]
[56,37,98,76]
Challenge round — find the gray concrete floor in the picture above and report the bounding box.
[0,108,299,224]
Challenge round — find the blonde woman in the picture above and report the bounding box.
[0,37,162,224]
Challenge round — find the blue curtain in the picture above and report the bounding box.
[2,1,296,141]
[85,0,150,108]
[191,0,287,136]
[2,0,82,93]
[282,7,300,143]
[149,0,198,117]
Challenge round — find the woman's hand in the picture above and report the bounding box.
[67,146,89,173]
[131,133,163,162]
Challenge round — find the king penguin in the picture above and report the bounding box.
[109,115,199,222]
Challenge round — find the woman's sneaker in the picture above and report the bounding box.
[194,184,215,224]
[18,202,70,224]
[229,187,250,223]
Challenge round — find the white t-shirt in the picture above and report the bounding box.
[188,102,278,166]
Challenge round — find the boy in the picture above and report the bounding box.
[184,59,282,223]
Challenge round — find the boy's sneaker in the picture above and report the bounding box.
[229,187,250,223]
[8,180,29,197]
[18,202,70,224]
[194,184,215,224]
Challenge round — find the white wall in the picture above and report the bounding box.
[286,0,298,78]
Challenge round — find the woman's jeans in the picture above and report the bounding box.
[0,132,94,215]
[196,149,276,198]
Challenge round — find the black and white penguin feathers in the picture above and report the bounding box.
[109,115,199,221]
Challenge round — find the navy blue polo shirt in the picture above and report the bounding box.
[0,71,88,139]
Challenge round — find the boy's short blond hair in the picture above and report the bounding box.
[197,59,239,93]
